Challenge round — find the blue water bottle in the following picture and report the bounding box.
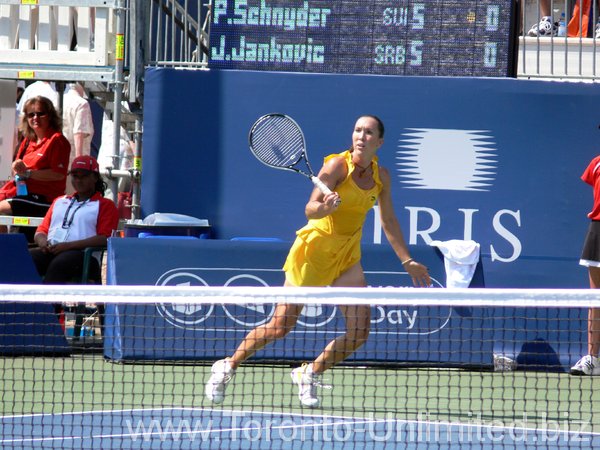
[558,12,566,37]
[15,175,28,196]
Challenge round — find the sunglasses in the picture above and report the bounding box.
[26,112,48,119]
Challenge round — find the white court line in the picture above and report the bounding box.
[1,406,599,445]
[0,406,362,421]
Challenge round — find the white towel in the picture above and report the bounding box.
[430,240,480,288]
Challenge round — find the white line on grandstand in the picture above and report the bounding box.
[0,285,599,308]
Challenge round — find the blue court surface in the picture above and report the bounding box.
[1,407,598,449]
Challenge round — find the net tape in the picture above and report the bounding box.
[1,284,599,307]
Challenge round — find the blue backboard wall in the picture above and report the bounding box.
[141,68,600,288]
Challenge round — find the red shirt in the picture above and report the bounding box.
[582,155,600,220]
[37,192,119,240]
[17,131,70,201]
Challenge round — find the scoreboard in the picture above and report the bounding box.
[209,0,518,77]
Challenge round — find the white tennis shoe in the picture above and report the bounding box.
[291,364,329,408]
[205,359,235,403]
[570,355,600,376]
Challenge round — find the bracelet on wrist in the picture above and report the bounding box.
[401,258,414,266]
[24,169,32,179]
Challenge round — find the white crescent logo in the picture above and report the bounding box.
[396,128,497,191]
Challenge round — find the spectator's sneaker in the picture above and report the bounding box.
[205,359,235,403]
[596,21,600,39]
[570,355,600,376]
[527,17,558,37]
[291,364,329,407]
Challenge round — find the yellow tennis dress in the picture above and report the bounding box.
[283,150,383,286]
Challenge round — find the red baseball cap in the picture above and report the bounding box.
[70,155,99,173]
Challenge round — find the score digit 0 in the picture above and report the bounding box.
[486,5,500,31]
[484,43,498,68]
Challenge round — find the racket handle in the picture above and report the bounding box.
[311,176,333,195]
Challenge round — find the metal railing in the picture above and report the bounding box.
[520,0,599,80]
[145,0,210,68]
[0,0,119,81]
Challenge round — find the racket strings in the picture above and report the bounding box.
[250,117,305,167]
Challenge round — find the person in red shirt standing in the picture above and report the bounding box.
[571,155,600,376]
[29,155,119,284]
[0,96,70,225]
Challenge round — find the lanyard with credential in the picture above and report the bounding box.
[61,197,89,229]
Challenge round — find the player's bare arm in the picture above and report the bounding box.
[378,166,431,287]
[305,156,346,219]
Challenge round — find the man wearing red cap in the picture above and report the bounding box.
[29,155,119,284]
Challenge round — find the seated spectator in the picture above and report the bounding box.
[29,155,119,284]
[0,96,70,234]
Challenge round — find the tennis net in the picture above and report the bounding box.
[0,284,599,448]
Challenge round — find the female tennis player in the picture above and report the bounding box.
[206,115,431,407]
[571,154,600,376]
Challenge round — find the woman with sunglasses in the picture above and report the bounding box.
[0,96,71,232]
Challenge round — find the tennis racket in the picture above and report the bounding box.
[248,113,333,196]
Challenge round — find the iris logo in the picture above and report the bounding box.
[396,128,497,191]
[155,272,214,328]
[220,275,336,327]
[297,305,337,328]
[221,275,277,326]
